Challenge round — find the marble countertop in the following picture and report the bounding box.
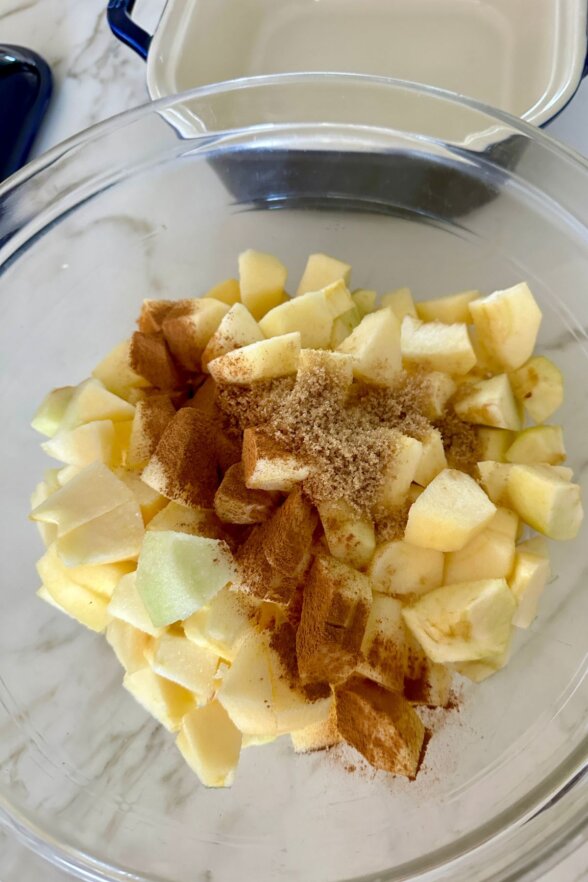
[0,1,587,880]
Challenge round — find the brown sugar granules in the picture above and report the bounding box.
[216,377,295,437]
[435,409,481,475]
[374,502,411,543]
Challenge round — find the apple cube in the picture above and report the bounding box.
[401,315,476,375]
[214,462,276,525]
[31,386,75,437]
[507,464,583,540]
[177,701,242,788]
[36,544,109,632]
[147,502,228,541]
[318,499,376,569]
[56,499,144,566]
[262,487,318,577]
[414,429,447,487]
[127,396,176,469]
[116,469,170,524]
[402,578,516,663]
[242,427,310,491]
[469,282,542,371]
[290,701,341,753]
[161,298,229,371]
[477,427,513,462]
[30,480,58,547]
[444,526,515,584]
[184,586,254,662]
[351,289,377,316]
[477,461,513,505]
[60,378,135,430]
[130,331,182,391]
[357,594,407,692]
[505,425,566,465]
[136,530,237,627]
[106,619,152,674]
[259,290,335,348]
[123,668,195,732]
[330,306,361,348]
[92,338,149,402]
[201,303,264,370]
[454,374,522,431]
[208,332,301,384]
[416,289,479,324]
[203,277,241,306]
[41,420,114,467]
[509,548,550,628]
[67,558,135,600]
[381,287,417,321]
[421,371,457,419]
[405,469,496,552]
[217,633,277,735]
[337,308,401,385]
[238,249,287,319]
[297,253,351,296]
[376,434,423,509]
[108,571,162,637]
[509,355,563,423]
[150,632,219,702]
[403,630,452,707]
[489,507,520,541]
[369,540,444,596]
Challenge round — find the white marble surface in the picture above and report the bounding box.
[0,1,588,880]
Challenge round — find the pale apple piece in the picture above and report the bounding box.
[321,280,356,317]
[56,499,144,567]
[238,249,287,319]
[217,633,277,735]
[111,420,133,468]
[357,594,407,692]
[405,468,496,552]
[404,629,452,707]
[290,701,342,753]
[150,632,219,702]
[509,355,563,423]
[31,386,75,437]
[416,289,479,324]
[123,668,195,732]
[296,252,351,296]
[351,289,377,316]
[30,480,58,547]
[297,348,354,393]
[400,315,476,375]
[452,643,511,682]
[381,287,417,321]
[60,378,135,430]
[41,420,115,467]
[414,429,447,487]
[318,499,376,570]
[214,462,276,525]
[201,303,264,370]
[477,427,513,462]
[116,469,168,524]
[444,527,515,584]
[477,461,514,505]
[376,434,423,509]
[127,396,176,470]
[454,374,522,431]
[505,425,566,465]
[37,584,64,611]
[208,332,301,384]
[369,540,444,597]
[136,530,237,627]
[162,299,229,371]
[337,308,401,385]
[507,464,583,540]
[330,306,361,348]
[402,578,516,663]
[259,291,335,348]
[56,465,83,486]
[68,559,135,600]
[469,282,542,371]
[106,619,152,674]
[184,586,254,662]
[421,371,457,419]
[108,571,163,637]
[203,277,241,306]
[489,507,519,542]
[242,427,310,491]
[30,462,135,536]
[37,545,109,632]
[509,549,551,629]
[177,701,242,788]
[147,502,228,541]
[92,339,149,402]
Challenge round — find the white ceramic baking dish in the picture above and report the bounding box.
[108,0,587,127]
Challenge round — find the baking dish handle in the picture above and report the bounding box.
[107,0,152,61]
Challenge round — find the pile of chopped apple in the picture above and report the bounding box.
[30,251,583,787]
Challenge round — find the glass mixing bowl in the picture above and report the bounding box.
[0,75,587,882]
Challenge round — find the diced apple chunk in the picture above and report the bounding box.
[477,461,513,505]
[56,500,144,566]
[489,507,519,541]
[177,701,242,788]
[369,540,443,596]
[330,306,361,347]
[208,332,301,384]
[444,526,515,584]
[151,632,219,701]
[401,316,476,375]
[161,299,229,371]
[296,252,351,295]
[31,386,75,437]
[242,427,310,491]
[214,462,276,525]
[477,427,513,462]
[217,633,277,735]
[37,544,110,632]
[106,619,152,674]
[404,630,452,707]
[147,502,228,540]
[337,308,401,385]
[402,579,516,663]
[203,277,241,306]
[416,289,479,324]
[376,434,423,509]
[505,425,566,465]
[318,499,375,569]
[414,429,447,487]
[123,668,195,732]
[184,586,254,662]
[290,701,341,752]
[381,287,417,321]
[507,464,583,540]
[92,339,149,402]
[509,355,563,423]
[351,289,377,316]
[469,283,542,371]
[60,378,135,430]
[421,371,457,419]
[238,250,287,319]
[357,594,407,691]
[509,549,550,628]
[127,396,176,469]
[67,558,135,600]
[201,303,264,370]
[259,290,336,348]
[405,469,496,552]
[41,420,115,467]
[136,530,237,627]
[108,571,163,637]
[454,374,522,430]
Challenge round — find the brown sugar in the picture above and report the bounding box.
[374,502,411,543]
[141,407,218,508]
[216,378,295,436]
[130,331,183,391]
[214,463,277,525]
[334,675,425,777]
[435,408,481,475]
[262,487,318,577]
